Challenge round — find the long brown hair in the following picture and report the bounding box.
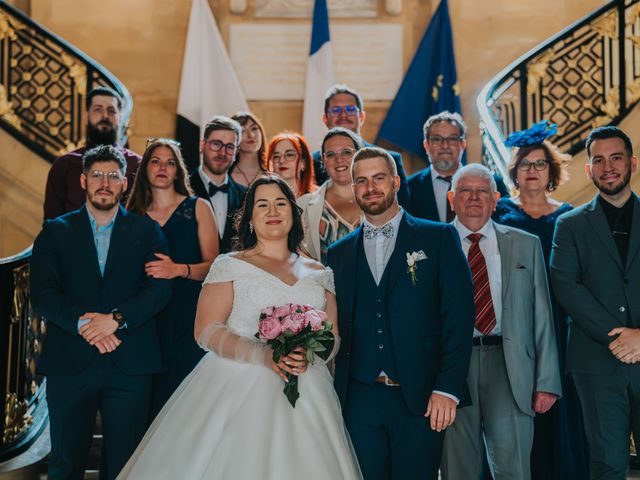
[126,139,192,215]
[231,111,268,171]
[266,132,316,196]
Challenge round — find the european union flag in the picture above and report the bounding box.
[376,0,461,158]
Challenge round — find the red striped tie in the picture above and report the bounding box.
[467,233,496,335]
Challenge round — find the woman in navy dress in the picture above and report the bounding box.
[493,124,589,480]
[127,139,219,417]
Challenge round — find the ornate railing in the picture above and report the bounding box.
[478,0,640,180]
[0,247,48,462]
[0,0,132,162]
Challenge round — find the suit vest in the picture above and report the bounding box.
[350,239,399,383]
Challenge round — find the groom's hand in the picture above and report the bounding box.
[424,392,457,432]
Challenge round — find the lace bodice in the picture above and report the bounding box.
[203,254,335,339]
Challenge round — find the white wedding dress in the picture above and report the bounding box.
[118,254,362,479]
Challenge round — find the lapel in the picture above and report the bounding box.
[103,205,132,280]
[73,206,102,279]
[493,222,513,301]
[341,227,362,326]
[224,177,246,239]
[382,212,419,293]
[189,170,208,200]
[625,193,640,272]
[584,196,623,270]
[422,167,440,220]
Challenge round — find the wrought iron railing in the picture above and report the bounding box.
[0,0,132,163]
[478,0,640,180]
[0,247,48,462]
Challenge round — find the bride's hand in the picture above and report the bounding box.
[283,347,309,375]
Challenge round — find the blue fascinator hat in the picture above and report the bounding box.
[504,120,558,148]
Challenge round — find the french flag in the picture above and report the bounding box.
[302,0,335,151]
[176,0,248,171]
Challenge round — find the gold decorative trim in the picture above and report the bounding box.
[592,11,617,40]
[0,85,21,131]
[11,265,29,325]
[3,392,32,445]
[527,51,554,95]
[0,10,24,41]
[61,53,87,96]
[627,78,640,107]
[592,88,619,127]
[627,3,640,25]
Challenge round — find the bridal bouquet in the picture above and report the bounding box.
[256,303,334,407]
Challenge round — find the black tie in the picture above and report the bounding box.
[208,182,229,196]
[438,176,455,223]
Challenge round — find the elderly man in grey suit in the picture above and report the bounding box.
[440,164,561,480]
[551,126,640,479]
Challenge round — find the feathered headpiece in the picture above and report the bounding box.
[504,120,557,148]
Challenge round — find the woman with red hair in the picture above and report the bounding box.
[267,132,316,197]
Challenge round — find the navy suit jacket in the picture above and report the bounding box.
[189,170,247,253]
[407,166,510,221]
[327,212,475,416]
[30,205,171,376]
[312,141,411,208]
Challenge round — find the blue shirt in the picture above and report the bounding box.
[77,208,117,331]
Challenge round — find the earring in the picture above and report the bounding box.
[547,181,556,192]
[249,223,254,234]
[514,178,520,189]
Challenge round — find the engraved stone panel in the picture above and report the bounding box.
[230,23,403,101]
[255,0,377,18]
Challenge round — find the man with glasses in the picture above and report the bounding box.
[189,115,247,253]
[312,84,411,208]
[407,111,509,222]
[31,145,171,479]
[44,87,141,220]
[551,126,640,478]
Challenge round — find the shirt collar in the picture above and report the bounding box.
[431,165,458,181]
[199,165,229,188]
[453,217,496,243]
[362,207,404,233]
[87,206,118,232]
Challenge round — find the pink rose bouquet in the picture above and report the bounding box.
[256,303,334,407]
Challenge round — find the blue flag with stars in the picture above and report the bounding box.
[376,0,461,158]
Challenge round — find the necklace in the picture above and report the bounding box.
[234,163,261,186]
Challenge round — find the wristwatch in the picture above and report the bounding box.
[111,309,125,327]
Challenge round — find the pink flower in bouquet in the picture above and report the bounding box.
[273,305,292,319]
[304,309,326,331]
[281,313,305,335]
[261,305,275,317]
[289,304,305,314]
[301,304,314,312]
[258,315,283,340]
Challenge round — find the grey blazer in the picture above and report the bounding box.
[493,222,562,416]
[297,180,331,261]
[551,194,640,375]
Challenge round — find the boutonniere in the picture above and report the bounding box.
[406,250,428,286]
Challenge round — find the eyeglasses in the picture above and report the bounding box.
[427,135,463,146]
[146,137,181,149]
[205,139,237,155]
[271,150,298,163]
[327,105,359,117]
[518,159,548,171]
[323,148,356,162]
[87,170,124,184]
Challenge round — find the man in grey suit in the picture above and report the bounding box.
[551,126,640,479]
[441,164,561,480]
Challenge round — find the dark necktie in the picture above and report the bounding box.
[467,233,496,335]
[438,176,455,223]
[208,182,229,196]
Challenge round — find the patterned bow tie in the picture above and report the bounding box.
[208,182,229,196]
[363,223,394,240]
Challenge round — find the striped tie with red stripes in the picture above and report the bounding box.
[467,233,496,335]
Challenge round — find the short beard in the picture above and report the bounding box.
[88,189,122,211]
[592,169,631,196]
[431,158,459,173]
[87,121,118,146]
[356,189,396,216]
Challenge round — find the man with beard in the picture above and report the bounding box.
[44,87,141,219]
[551,126,640,479]
[189,116,246,253]
[407,111,509,222]
[31,145,171,479]
[327,147,475,479]
[311,84,411,208]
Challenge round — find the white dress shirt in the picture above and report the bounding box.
[431,166,453,223]
[199,166,228,238]
[453,219,503,337]
[362,208,404,285]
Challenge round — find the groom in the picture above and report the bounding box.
[327,147,475,479]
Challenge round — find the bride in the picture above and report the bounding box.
[118,175,362,479]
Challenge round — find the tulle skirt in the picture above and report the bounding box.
[117,352,362,479]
